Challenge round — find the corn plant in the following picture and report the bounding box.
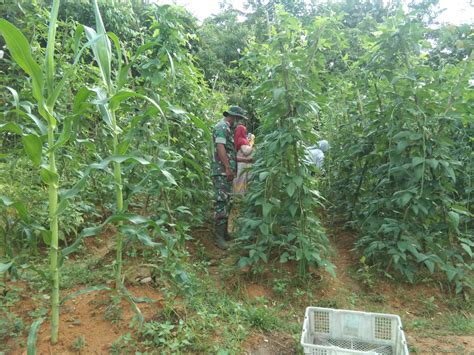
[84,0,169,288]
[0,0,64,343]
[0,0,105,342]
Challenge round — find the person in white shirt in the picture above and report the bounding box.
[307,140,329,169]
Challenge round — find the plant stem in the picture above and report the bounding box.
[45,0,61,344]
[111,110,124,287]
[48,125,60,344]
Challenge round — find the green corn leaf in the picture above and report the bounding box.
[0,19,44,103]
[6,86,20,107]
[84,23,112,90]
[117,139,130,155]
[27,318,44,355]
[61,214,158,257]
[61,285,112,305]
[21,112,47,135]
[107,31,123,82]
[90,87,115,130]
[22,134,42,165]
[0,122,23,134]
[44,0,60,96]
[40,166,59,185]
[42,230,52,246]
[73,87,93,115]
[84,18,111,89]
[50,116,74,150]
[135,229,161,248]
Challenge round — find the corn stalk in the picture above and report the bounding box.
[0,0,61,343]
[1,0,97,343]
[86,0,165,288]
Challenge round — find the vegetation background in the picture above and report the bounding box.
[0,0,472,353]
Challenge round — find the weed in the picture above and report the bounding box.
[71,335,86,353]
[110,333,135,354]
[445,314,474,335]
[0,312,24,343]
[140,320,194,351]
[316,299,339,308]
[420,296,438,317]
[406,318,432,332]
[367,294,386,304]
[243,305,279,332]
[272,278,290,296]
[355,256,376,289]
[104,295,123,323]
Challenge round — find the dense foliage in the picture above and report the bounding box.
[0,0,472,350]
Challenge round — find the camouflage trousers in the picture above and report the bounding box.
[212,175,233,226]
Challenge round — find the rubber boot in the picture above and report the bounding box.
[215,224,229,250]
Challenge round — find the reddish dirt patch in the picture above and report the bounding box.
[407,334,474,353]
[244,332,296,354]
[245,284,272,299]
[8,285,163,354]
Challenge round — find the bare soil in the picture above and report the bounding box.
[4,286,163,354]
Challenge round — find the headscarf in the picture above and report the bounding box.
[318,140,329,152]
[234,124,249,152]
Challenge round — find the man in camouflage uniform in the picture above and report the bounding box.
[211,106,248,250]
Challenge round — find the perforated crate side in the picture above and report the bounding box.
[301,307,409,355]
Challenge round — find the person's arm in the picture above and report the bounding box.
[237,145,254,163]
[217,143,234,181]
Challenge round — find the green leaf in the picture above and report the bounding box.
[109,90,163,117]
[40,167,59,185]
[61,285,112,305]
[289,204,298,217]
[42,231,51,246]
[259,171,269,181]
[73,87,93,114]
[424,260,435,273]
[286,183,297,197]
[85,2,111,88]
[259,223,269,235]
[262,202,272,218]
[0,262,13,272]
[461,244,473,258]
[448,211,460,230]
[398,192,412,207]
[0,20,44,103]
[293,175,303,187]
[161,170,177,186]
[0,122,22,135]
[272,87,286,101]
[412,157,424,166]
[22,135,42,166]
[27,318,44,355]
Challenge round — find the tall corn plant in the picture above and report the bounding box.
[85,0,165,288]
[0,0,63,343]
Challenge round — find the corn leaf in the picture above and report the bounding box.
[22,134,42,166]
[0,19,44,103]
[27,318,44,355]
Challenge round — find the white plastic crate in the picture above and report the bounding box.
[301,307,409,355]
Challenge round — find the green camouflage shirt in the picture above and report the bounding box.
[211,119,237,176]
